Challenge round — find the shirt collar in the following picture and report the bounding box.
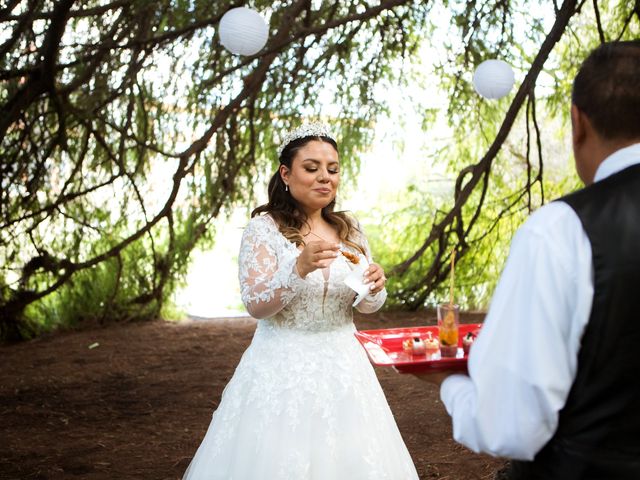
[593,142,640,183]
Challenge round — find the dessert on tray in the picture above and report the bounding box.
[463,332,475,354]
[401,331,445,357]
[424,331,439,354]
[402,336,426,355]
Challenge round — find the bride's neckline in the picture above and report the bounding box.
[264,214,343,249]
[305,230,335,243]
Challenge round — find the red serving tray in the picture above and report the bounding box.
[354,324,482,374]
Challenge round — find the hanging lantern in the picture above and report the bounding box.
[472,59,515,100]
[218,7,269,56]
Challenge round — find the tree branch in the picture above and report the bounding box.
[392,0,580,277]
[592,0,606,43]
[0,0,76,143]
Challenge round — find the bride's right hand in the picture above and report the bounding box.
[296,241,340,279]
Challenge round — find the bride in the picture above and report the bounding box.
[183,123,418,479]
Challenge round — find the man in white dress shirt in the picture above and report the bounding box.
[419,41,640,479]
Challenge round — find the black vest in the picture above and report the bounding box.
[507,164,640,480]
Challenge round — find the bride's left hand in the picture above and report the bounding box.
[364,263,386,295]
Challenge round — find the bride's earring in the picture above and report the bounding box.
[285,184,289,192]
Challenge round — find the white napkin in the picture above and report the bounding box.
[343,255,371,307]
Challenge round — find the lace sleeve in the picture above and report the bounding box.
[353,222,387,314]
[238,216,304,319]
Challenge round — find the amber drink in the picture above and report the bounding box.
[437,303,459,358]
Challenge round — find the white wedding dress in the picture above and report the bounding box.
[183,215,418,480]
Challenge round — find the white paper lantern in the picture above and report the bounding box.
[472,59,515,100]
[219,7,269,56]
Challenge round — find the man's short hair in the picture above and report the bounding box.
[572,40,640,142]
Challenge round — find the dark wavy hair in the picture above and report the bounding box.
[572,40,640,141]
[251,135,366,255]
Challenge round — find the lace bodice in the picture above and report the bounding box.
[238,215,386,331]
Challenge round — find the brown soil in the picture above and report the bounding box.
[0,311,506,480]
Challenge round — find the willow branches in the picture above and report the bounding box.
[0,0,426,339]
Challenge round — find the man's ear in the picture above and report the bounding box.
[571,104,586,149]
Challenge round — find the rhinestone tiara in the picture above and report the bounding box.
[277,122,336,157]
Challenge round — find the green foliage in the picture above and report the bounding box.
[1,0,637,340]
[365,146,582,310]
[22,217,195,332]
[0,0,431,339]
[359,0,636,310]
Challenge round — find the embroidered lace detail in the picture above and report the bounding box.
[238,215,385,330]
[183,323,418,480]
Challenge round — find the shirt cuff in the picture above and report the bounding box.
[440,373,472,416]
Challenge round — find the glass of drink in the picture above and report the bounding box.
[437,303,460,357]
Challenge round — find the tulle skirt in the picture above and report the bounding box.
[183,321,418,480]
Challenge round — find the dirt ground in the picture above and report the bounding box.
[0,310,506,480]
